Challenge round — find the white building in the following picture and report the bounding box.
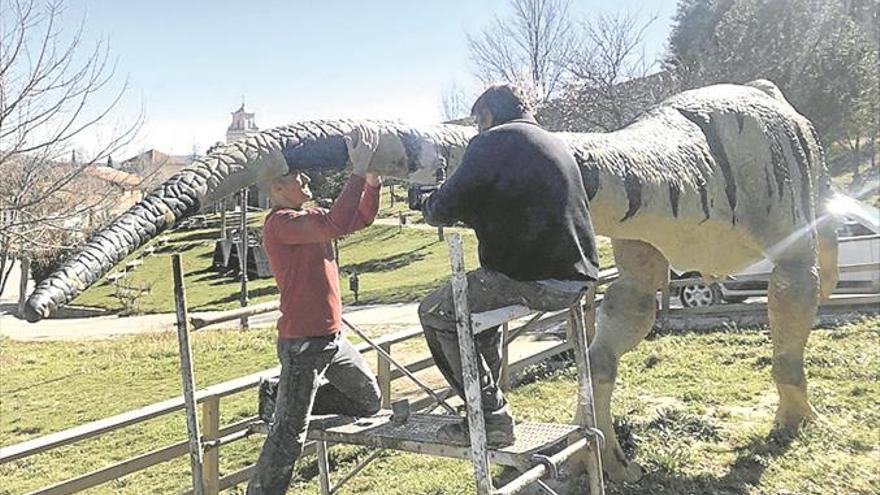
[225,102,268,208]
[226,103,259,144]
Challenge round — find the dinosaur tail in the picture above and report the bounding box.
[23,120,473,322]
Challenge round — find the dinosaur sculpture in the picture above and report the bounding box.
[24,80,837,482]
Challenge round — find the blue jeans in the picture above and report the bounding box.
[247,332,381,495]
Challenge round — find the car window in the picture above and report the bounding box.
[837,220,874,237]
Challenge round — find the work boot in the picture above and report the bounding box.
[436,405,516,448]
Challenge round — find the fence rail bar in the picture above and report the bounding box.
[18,414,260,495]
[0,370,279,465]
[508,342,573,376]
[190,301,280,330]
[26,441,189,495]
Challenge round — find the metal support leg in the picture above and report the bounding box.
[447,233,493,495]
[500,322,510,392]
[316,440,331,495]
[567,301,605,495]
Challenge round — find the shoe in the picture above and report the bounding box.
[436,408,516,448]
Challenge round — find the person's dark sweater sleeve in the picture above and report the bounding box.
[270,174,369,244]
[422,134,498,226]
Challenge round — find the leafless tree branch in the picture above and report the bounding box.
[540,11,678,132]
[0,0,141,298]
[467,0,576,103]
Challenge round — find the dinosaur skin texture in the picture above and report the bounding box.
[24,80,838,482]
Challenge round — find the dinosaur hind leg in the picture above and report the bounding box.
[768,254,820,430]
[590,239,668,482]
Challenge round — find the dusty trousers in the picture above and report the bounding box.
[419,268,585,415]
[247,332,381,495]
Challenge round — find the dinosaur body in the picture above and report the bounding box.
[571,81,835,283]
[24,80,837,482]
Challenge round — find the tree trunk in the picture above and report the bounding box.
[17,257,30,316]
[850,137,862,191]
[0,251,12,299]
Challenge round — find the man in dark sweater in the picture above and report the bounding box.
[418,84,599,446]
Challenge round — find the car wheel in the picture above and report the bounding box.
[679,280,721,307]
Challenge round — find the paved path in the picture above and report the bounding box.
[0,302,421,341]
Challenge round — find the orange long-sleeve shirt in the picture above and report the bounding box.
[262,174,379,339]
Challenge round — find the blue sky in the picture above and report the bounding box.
[60,0,678,157]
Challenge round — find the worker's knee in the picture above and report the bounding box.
[419,291,456,332]
[362,379,383,415]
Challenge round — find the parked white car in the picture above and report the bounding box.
[676,195,880,307]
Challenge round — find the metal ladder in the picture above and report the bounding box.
[446,232,605,495]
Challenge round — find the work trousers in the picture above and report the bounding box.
[247,332,381,495]
[419,268,585,416]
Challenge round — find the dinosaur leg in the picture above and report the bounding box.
[768,256,820,430]
[591,239,668,482]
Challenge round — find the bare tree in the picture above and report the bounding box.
[467,0,576,103]
[439,83,471,122]
[540,11,676,132]
[0,0,140,300]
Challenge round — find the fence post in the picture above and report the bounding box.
[202,396,220,495]
[172,254,205,495]
[378,343,392,408]
[239,189,250,330]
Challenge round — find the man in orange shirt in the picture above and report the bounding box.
[247,127,383,494]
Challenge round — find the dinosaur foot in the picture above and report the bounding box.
[773,386,818,432]
[603,456,643,483]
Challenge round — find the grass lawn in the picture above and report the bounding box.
[1,317,878,494]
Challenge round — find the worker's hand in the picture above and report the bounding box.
[344,125,379,176]
[365,173,382,187]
